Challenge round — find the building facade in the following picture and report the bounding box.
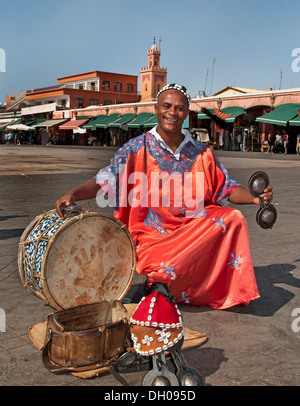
[24,71,139,111]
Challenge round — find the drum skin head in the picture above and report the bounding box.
[19,211,136,310]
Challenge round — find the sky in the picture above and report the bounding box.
[0,0,300,105]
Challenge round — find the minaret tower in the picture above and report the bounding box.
[140,37,167,102]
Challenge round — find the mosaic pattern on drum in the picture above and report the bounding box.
[21,211,68,296]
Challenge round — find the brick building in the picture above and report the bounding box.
[24,70,139,111]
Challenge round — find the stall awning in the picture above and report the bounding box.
[221,107,244,122]
[96,114,120,128]
[126,113,152,128]
[6,119,43,130]
[59,119,88,130]
[198,109,214,119]
[31,119,68,128]
[182,115,190,129]
[256,104,300,125]
[83,115,106,129]
[0,119,19,131]
[289,115,300,126]
[7,123,36,131]
[144,114,158,128]
[109,113,136,128]
[28,119,46,127]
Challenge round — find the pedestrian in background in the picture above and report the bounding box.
[282,131,289,154]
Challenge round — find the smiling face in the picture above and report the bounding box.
[155,89,190,140]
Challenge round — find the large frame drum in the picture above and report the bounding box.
[18,210,136,310]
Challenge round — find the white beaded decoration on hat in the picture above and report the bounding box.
[157,83,191,105]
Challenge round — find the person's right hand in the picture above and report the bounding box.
[55,192,76,219]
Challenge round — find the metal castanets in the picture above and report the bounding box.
[248,171,277,229]
[143,352,179,386]
[168,340,204,386]
[61,203,82,216]
[143,338,204,387]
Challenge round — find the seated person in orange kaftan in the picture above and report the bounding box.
[55,84,273,310]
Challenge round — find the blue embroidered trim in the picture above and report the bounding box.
[144,208,169,235]
[96,132,207,180]
[214,160,240,203]
[146,133,206,174]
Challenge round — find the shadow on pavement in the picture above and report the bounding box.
[0,228,25,240]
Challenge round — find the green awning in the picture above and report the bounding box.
[31,119,68,128]
[96,113,120,129]
[109,113,136,128]
[144,114,158,128]
[83,115,106,129]
[198,109,214,119]
[11,119,22,125]
[256,104,300,125]
[221,107,244,122]
[127,113,152,128]
[289,115,300,126]
[23,120,37,126]
[0,122,11,131]
[18,119,46,127]
[182,115,189,129]
[0,119,21,131]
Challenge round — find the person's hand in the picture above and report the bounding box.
[55,192,76,219]
[253,185,273,206]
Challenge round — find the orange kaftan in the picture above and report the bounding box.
[96,132,259,309]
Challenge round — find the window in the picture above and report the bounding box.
[102,80,110,91]
[87,82,98,91]
[126,83,134,93]
[90,99,99,106]
[75,97,84,108]
[104,100,112,105]
[114,82,122,92]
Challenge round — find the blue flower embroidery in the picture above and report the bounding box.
[168,206,186,217]
[227,253,241,269]
[213,217,227,233]
[144,208,169,235]
[160,262,176,280]
[198,208,208,218]
[181,292,190,304]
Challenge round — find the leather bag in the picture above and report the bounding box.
[42,301,128,374]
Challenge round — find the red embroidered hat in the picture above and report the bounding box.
[130,291,183,329]
[130,285,184,356]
